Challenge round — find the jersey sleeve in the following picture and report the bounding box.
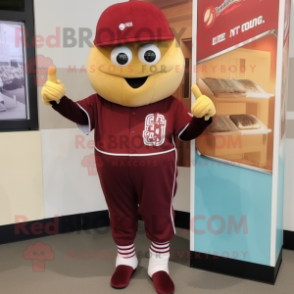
[52,96,89,127]
[172,97,212,141]
[52,94,97,135]
[75,94,98,135]
[179,116,212,141]
[173,98,194,137]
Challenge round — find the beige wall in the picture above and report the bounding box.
[0,131,44,226]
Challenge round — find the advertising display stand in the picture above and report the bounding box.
[190,0,291,284]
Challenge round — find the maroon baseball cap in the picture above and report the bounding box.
[93,0,174,47]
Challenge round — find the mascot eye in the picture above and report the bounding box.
[138,44,161,65]
[111,46,132,66]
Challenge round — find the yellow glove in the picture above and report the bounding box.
[41,66,66,106]
[191,84,216,121]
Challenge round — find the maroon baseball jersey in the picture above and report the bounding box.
[51,93,211,244]
[75,94,193,156]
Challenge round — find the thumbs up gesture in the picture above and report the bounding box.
[41,66,66,106]
[191,84,216,121]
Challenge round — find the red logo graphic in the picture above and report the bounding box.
[143,113,167,147]
[82,154,103,175]
[204,6,217,28]
[23,242,55,272]
[204,0,243,28]
[25,55,53,86]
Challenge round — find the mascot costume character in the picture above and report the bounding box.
[41,1,216,293]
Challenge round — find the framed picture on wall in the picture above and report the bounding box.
[0,0,38,132]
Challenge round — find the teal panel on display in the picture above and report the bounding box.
[193,151,272,266]
[276,138,285,261]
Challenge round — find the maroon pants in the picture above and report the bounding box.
[95,150,177,246]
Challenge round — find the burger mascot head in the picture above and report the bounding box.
[41,1,216,293]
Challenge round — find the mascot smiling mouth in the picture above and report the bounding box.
[125,76,149,89]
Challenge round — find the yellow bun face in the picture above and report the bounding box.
[87,39,185,107]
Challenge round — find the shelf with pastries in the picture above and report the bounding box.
[208,114,271,136]
[197,77,274,99]
[196,114,270,168]
[197,77,274,128]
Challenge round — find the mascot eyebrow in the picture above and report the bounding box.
[41,1,215,293]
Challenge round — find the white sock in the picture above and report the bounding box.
[148,241,170,278]
[116,244,138,270]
